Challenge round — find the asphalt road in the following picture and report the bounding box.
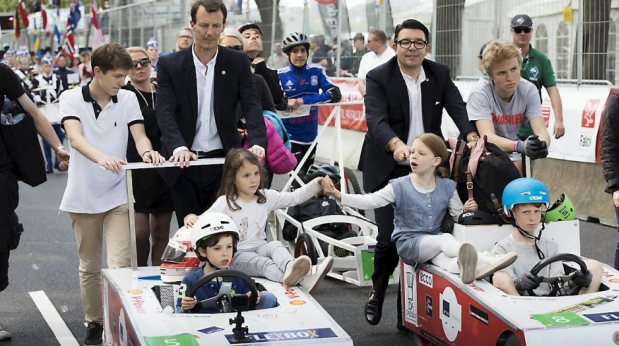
[0,169,617,346]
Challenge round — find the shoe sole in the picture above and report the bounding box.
[308,257,334,294]
[475,253,518,280]
[283,256,312,286]
[458,242,478,285]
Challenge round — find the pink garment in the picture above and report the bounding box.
[244,118,297,174]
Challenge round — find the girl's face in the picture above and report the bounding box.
[512,203,543,234]
[198,235,234,269]
[235,161,261,200]
[409,139,441,174]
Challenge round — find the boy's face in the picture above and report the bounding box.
[512,203,543,234]
[289,46,307,68]
[94,67,129,97]
[489,57,521,96]
[198,235,234,269]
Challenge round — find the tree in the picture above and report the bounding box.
[434,0,465,78]
[254,0,282,61]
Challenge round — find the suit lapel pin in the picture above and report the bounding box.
[222,70,226,75]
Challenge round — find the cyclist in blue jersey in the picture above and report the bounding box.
[278,32,341,174]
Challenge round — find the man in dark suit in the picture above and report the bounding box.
[156,0,266,227]
[359,19,479,328]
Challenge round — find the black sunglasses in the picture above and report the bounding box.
[225,45,244,51]
[132,58,150,69]
[514,27,532,34]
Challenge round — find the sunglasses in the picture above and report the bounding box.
[514,27,532,34]
[132,58,150,69]
[225,45,244,51]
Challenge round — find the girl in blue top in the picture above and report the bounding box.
[322,133,517,284]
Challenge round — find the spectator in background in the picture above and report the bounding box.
[78,50,93,86]
[175,28,194,52]
[30,52,40,71]
[350,33,368,76]
[510,14,564,139]
[4,48,16,70]
[331,39,353,77]
[267,42,288,69]
[70,55,81,73]
[54,54,77,92]
[238,23,288,111]
[357,29,395,96]
[146,37,160,77]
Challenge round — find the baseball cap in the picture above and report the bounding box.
[511,14,533,28]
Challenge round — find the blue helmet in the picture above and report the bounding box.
[502,178,550,214]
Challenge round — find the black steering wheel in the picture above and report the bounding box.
[528,253,589,297]
[185,270,258,313]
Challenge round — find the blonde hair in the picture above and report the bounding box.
[126,46,150,60]
[219,28,244,46]
[482,39,523,77]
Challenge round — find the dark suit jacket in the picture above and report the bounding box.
[359,57,476,192]
[156,46,266,184]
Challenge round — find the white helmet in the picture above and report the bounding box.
[160,226,201,284]
[191,212,240,262]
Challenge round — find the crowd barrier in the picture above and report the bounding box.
[317,77,618,227]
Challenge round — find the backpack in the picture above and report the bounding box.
[449,136,521,216]
[263,110,292,151]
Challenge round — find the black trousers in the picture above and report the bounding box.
[370,165,411,325]
[0,169,20,292]
[290,143,317,175]
[169,162,224,228]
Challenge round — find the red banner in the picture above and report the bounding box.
[318,78,368,132]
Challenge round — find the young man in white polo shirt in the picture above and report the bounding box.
[59,43,165,345]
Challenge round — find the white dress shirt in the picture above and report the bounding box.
[399,67,427,165]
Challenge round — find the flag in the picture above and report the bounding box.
[91,0,103,48]
[41,3,49,37]
[61,0,81,59]
[33,19,41,57]
[14,5,20,40]
[53,7,61,45]
[18,0,29,27]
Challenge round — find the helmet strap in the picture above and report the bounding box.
[510,214,546,260]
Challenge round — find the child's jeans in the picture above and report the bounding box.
[256,291,278,309]
[230,241,294,282]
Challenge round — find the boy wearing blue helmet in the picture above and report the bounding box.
[492,178,602,296]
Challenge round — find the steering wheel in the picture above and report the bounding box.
[527,253,589,297]
[184,270,258,313]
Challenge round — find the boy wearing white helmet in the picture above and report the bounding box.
[492,178,603,296]
[178,212,278,313]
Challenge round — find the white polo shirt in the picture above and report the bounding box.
[59,84,144,214]
[357,46,395,80]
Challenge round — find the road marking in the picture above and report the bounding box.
[29,291,80,346]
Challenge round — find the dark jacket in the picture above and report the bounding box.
[601,91,619,193]
[359,57,476,192]
[237,74,274,121]
[155,46,266,185]
[253,60,287,111]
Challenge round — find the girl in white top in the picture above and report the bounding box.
[185,149,334,292]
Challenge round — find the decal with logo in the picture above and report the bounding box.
[531,312,590,327]
[311,75,318,86]
[584,311,619,323]
[440,287,461,342]
[582,99,600,128]
[225,328,337,343]
[425,295,433,318]
[419,270,433,288]
[198,326,224,335]
[469,304,489,325]
[290,300,306,305]
[550,296,613,314]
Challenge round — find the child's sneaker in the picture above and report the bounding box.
[302,256,334,293]
[283,255,312,286]
[476,251,517,280]
[457,242,478,284]
[0,323,11,341]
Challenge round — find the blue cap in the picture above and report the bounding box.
[5,48,15,56]
[147,37,158,48]
[16,46,29,57]
[42,53,54,65]
[502,178,550,212]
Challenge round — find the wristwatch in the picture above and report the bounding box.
[467,135,480,143]
[55,145,67,153]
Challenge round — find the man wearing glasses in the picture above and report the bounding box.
[359,19,479,330]
[511,14,565,139]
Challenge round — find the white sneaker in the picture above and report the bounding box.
[301,256,334,294]
[476,251,517,280]
[457,242,478,284]
[283,255,312,286]
[0,323,11,341]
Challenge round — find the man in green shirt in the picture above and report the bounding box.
[511,14,565,139]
